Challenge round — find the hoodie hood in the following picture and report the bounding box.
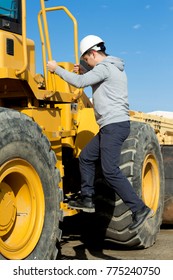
[101,56,125,71]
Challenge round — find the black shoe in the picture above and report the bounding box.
[68,196,95,213]
[129,206,154,231]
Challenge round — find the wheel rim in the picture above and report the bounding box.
[142,154,160,213]
[0,159,45,259]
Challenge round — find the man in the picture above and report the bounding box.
[47,35,153,230]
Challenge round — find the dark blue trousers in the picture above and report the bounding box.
[79,121,145,213]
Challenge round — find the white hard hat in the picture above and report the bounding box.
[80,35,104,57]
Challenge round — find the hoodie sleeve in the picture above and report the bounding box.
[54,63,109,88]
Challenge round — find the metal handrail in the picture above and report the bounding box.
[38,0,79,90]
[16,0,28,76]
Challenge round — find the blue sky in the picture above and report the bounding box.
[26,0,173,113]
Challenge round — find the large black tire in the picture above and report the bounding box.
[0,108,62,259]
[95,121,165,248]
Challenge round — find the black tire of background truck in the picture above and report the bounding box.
[94,121,165,249]
[0,107,62,259]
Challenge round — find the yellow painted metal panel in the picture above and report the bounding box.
[74,108,99,157]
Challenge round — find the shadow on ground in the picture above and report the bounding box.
[57,212,142,260]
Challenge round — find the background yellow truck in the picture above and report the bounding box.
[0,0,173,259]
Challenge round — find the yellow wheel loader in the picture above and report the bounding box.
[0,0,172,259]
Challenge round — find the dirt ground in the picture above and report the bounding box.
[58,213,173,260]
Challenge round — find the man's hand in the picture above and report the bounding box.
[47,60,57,72]
[73,64,86,74]
[73,64,80,73]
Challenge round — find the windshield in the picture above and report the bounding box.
[0,0,18,20]
[0,0,21,34]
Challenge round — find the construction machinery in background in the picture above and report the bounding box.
[0,0,173,259]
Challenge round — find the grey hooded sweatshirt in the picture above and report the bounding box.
[54,56,129,128]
